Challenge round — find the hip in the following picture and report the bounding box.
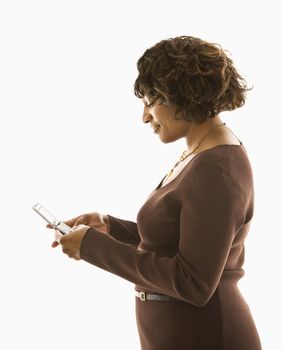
[134,283,262,350]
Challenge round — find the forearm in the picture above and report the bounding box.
[102,214,141,246]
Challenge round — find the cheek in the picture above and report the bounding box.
[152,105,179,130]
[160,123,187,141]
[154,116,168,127]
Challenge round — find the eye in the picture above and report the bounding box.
[144,101,155,108]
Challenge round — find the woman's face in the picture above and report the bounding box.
[142,96,191,143]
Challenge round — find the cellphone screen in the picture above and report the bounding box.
[33,203,58,225]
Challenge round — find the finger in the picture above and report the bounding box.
[51,241,59,248]
[61,246,73,256]
[59,235,66,246]
[68,251,80,260]
[73,253,80,261]
[72,214,93,227]
[54,229,63,242]
[63,216,81,228]
[72,217,88,227]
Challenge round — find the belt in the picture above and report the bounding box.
[135,290,181,302]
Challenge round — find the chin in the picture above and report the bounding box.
[156,128,181,143]
[158,133,180,144]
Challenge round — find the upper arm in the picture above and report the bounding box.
[177,169,245,302]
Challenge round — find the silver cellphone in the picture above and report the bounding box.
[32,203,72,235]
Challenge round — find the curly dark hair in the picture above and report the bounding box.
[134,36,252,123]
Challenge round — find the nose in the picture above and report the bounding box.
[142,107,152,124]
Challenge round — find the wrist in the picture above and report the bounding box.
[102,214,110,234]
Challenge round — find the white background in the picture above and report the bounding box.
[0,0,282,349]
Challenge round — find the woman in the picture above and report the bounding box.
[49,36,262,349]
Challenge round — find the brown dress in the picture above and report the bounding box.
[80,143,262,350]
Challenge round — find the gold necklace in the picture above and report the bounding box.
[163,122,226,183]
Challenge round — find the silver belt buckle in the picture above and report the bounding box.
[140,292,146,301]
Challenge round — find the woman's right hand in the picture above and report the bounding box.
[46,212,110,248]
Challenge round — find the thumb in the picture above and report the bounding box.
[51,241,59,248]
[61,216,82,228]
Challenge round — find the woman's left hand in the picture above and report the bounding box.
[54,224,90,260]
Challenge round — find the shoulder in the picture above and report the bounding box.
[187,145,240,174]
[176,145,249,187]
[177,145,253,201]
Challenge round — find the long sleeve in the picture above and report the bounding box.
[80,165,247,307]
[107,215,141,246]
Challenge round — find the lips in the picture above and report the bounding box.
[150,124,160,129]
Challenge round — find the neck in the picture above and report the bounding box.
[185,115,224,151]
